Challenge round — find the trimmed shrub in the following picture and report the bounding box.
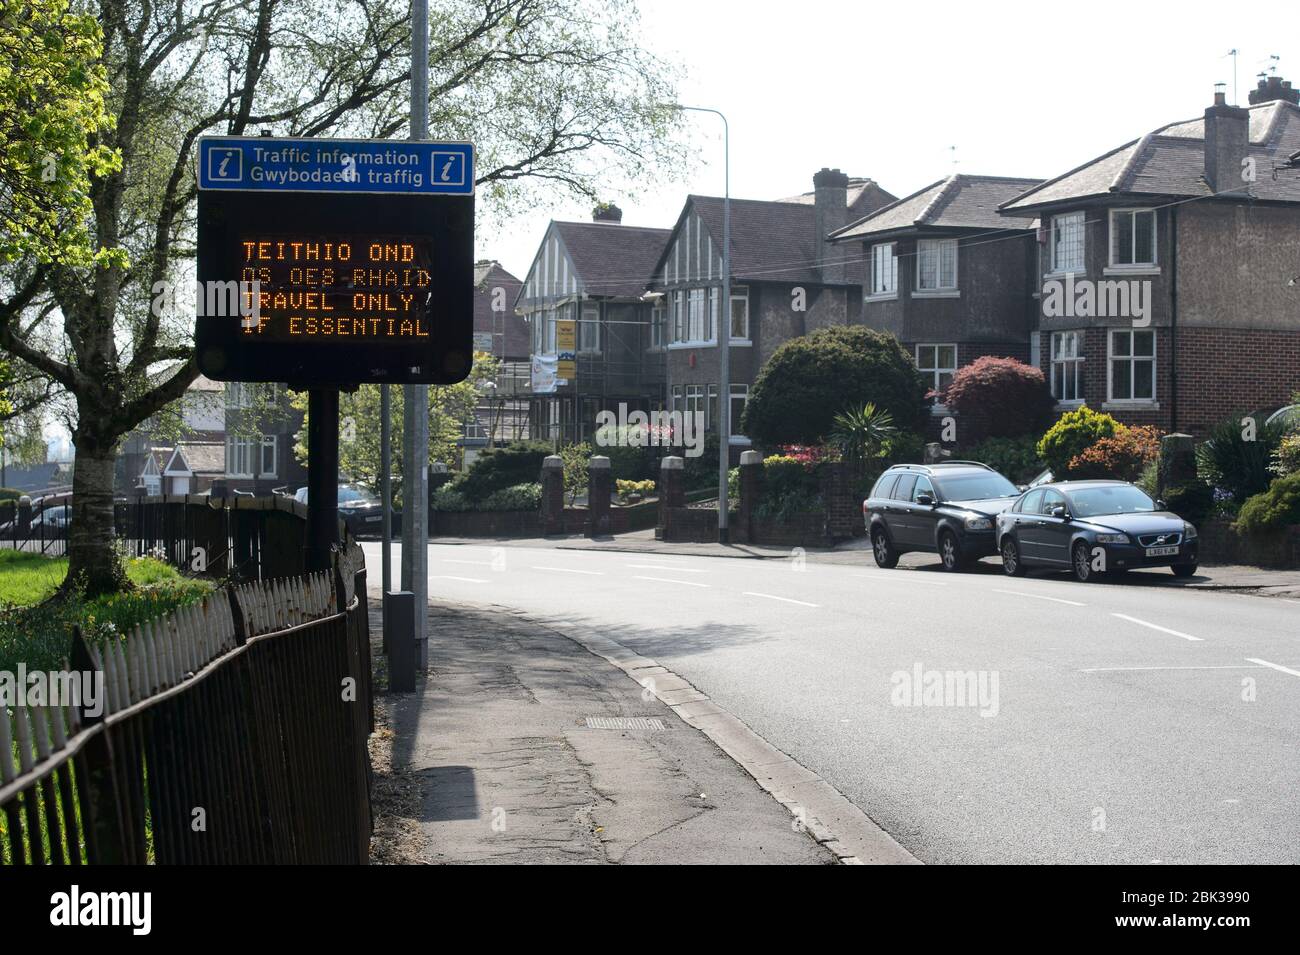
[479,482,542,512]
[456,439,553,501]
[0,487,24,504]
[942,357,1055,438]
[743,325,928,446]
[1067,425,1162,482]
[1236,473,1300,535]
[964,435,1043,484]
[1196,414,1286,505]
[1037,407,1120,478]
[430,485,473,512]
[755,454,823,519]
[615,479,656,499]
[684,433,721,490]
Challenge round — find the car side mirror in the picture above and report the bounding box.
[1050,505,1069,519]
[916,494,935,507]
[1155,499,1167,510]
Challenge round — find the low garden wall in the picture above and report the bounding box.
[1196,518,1300,568]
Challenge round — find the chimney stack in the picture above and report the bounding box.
[1248,74,1299,106]
[1203,89,1250,195]
[813,167,849,284]
[592,202,623,223]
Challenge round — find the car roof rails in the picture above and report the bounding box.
[934,460,995,470]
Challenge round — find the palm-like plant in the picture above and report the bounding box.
[830,403,897,466]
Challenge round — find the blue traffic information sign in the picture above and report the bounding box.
[198,136,474,196]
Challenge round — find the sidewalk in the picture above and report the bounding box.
[425,529,1300,596]
[368,590,844,864]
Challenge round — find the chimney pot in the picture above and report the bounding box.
[592,202,623,223]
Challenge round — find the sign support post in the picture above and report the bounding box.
[306,388,340,572]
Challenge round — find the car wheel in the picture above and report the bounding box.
[1000,536,1026,577]
[1071,540,1099,583]
[872,528,899,569]
[938,530,966,572]
[1171,562,1198,578]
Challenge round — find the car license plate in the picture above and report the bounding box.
[1145,545,1179,557]
[366,515,381,522]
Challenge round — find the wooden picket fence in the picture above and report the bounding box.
[0,544,373,865]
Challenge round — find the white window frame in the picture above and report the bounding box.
[915,238,958,293]
[915,343,958,400]
[259,435,277,478]
[728,383,749,438]
[1049,331,1085,404]
[1107,329,1157,404]
[687,288,706,342]
[579,302,600,353]
[1108,208,1158,270]
[650,301,666,349]
[684,384,705,429]
[729,286,749,340]
[1051,212,1086,274]
[868,242,898,298]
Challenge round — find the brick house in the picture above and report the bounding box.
[462,260,529,459]
[999,85,1300,436]
[514,206,671,445]
[645,169,896,451]
[828,174,1044,435]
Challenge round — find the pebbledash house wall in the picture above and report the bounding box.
[1031,201,1300,437]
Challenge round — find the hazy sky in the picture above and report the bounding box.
[482,0,1298,279]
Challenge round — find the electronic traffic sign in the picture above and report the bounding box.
[195,136,475,386]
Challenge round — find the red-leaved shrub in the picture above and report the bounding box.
[1067,425,1162,481]
[941,357,1055,439]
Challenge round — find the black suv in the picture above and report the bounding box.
[864,462,1021,571]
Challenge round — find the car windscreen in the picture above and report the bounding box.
[338,487,376,504]
[932,472,1018,502]
[1064,485,1156,517]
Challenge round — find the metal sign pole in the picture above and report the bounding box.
[306,388,340,572]
[380,383,392,596]
[405,0,430,667]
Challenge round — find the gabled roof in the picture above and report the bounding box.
[139,448,169,477]
[830,174,1044,242]
[472,260,528,358]
[550,220,671,298]
[1001,100,1300,213]
[166,442,225,476]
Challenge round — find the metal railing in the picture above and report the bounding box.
[0,545,372,865]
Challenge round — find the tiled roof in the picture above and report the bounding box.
[472,260,528,358]
[171,442,226,475]
[776,176,899,220]
[1002,100,1300,212]
[830,175,1043,241]
[551,221,671,298]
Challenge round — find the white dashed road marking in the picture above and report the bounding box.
[743,592,819,608]
[633,575,710,588]
[1111,612,1202,641]
[1246,658,1300,679]
[993,589,1086,607]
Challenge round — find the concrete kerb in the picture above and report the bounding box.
[513,608,920,866]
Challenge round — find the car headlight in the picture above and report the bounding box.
[1095,533,1129,544]
[964,515,992,531]
[1183,523,1198,540]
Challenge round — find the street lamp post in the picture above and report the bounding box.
[670,104,731,543]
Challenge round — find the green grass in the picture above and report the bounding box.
[0,553,214,674]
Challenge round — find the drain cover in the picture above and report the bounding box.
[584,716,665,731]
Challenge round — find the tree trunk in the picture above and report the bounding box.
[64,430,127,598]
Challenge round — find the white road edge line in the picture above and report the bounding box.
[1246,657,1300,678]
[1110,612,1202,641]
[442,558,495,566]
[993,589,1086,607]
[531,566,603,575]
[626,564,708,573]
[1081,665,1266,673]
[632,575,710,588]
[743,591,819,608]
[429,575,488,583]
[857,574,948,586]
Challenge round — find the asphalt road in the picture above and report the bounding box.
[363,539,1300,864]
